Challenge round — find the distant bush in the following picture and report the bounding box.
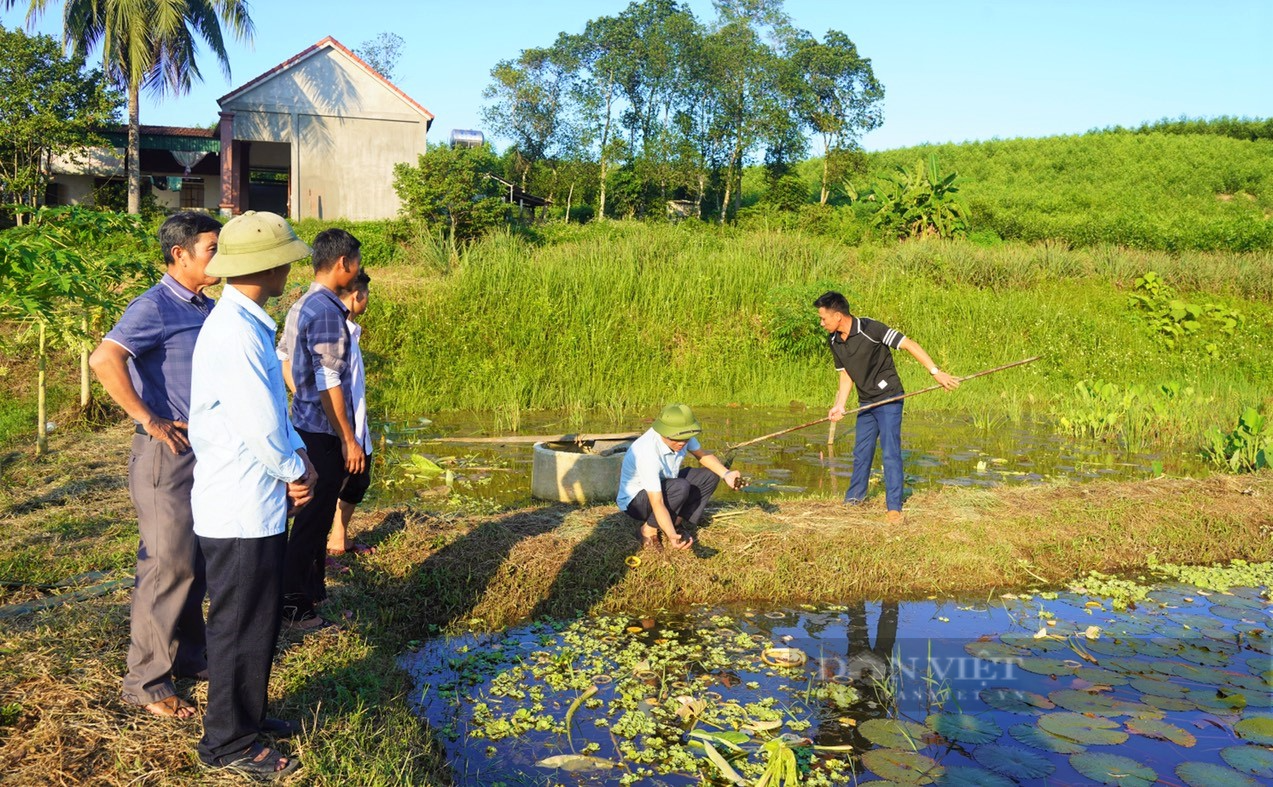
[292,218,413,266]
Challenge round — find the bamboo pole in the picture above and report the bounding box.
[725,356,1041,455]
[415,431,641,445]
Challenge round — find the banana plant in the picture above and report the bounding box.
[866,154,969,239]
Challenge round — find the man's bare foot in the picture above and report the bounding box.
[142,694,198,720]
[640,526,662,550]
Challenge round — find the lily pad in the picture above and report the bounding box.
[934,765,1015,787]
[1234,716,1273,745]
[1175,762,1259,787]
[1129,676,1188,699]
[980,687,1055,714]
[1069,752,1156,786]
[1016,657,1080,676]
[1142,694,1197,712]
[1038,712,1128,745]
[859,718,930,750]
[1049,689,1155,717]
[925,713,1002,744]
[1072,666,1131,686]
[1008,722,1086,754]
[1126,717,1196,746]
[1211,606,1262,622]
[1185,687,1249,712]
[1176,640,1238,667]
[972,744,1055,780]
[964,640,1028,661]
[1150,660,1236,685]
[861,749,944,785]
[1220,744,1273,777]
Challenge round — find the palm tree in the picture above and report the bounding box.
[21,0,253,214]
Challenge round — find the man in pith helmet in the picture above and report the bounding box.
[617,403,742,550]
[188,210,316,779]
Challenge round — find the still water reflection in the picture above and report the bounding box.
[404,585,1272,785]
[380,407,1206,506]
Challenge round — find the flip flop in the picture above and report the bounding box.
[204,742,299,781]
[324,556,351,575]
[288,611,340,633]
[349,541,375,556]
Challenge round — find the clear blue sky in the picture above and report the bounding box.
[5,0,1270,152]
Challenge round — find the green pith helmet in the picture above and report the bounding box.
[206,211,312,277]
[652,403,702,440]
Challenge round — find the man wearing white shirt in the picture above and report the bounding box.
[188,211,315,780]
[617,404,742,550]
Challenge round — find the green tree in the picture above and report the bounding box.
[392,144,506,260]
[699,0,792,222]
[355,31,404,80]
[0,24,118,224]
[481,43,576,192]
[790,29,883,204]
[22,0,253,215]
[0,206,155,454]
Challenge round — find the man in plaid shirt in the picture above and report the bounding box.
[276,229,363,629]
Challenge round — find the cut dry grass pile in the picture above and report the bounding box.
[1,422,1270,784]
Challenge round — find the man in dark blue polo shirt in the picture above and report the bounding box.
[90,212,222,719]
[813,291,959,523]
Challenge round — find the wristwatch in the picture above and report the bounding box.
[929,366,940,375]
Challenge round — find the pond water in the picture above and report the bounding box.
[403,584,1272,786]
[378,407,1206,507]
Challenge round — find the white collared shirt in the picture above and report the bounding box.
[189,284,306,539]
[347,319,372,454]
[616,428,701,510]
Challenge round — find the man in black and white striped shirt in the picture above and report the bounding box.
[814,291,960,523]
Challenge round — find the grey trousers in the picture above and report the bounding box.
[121,433,208,707]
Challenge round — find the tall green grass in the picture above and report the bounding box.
[363,224,1273,444]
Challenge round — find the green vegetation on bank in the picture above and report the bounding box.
[857,132,1273,251]
[360,223,1271,455]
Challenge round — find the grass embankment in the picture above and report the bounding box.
[2,424,1270,783]
[365,224,1273,447]
[857,130,1273,251]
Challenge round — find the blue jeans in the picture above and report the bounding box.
[845,401,904,511]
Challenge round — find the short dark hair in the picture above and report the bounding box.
[350,269,371,292]
[813,291,851,315]
[311,228,361,272]
[158,212,222,266]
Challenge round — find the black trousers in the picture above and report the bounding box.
[197,532,286,765]
[624,467,721,527]
[282,430,347,620]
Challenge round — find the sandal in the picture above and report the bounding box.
[288,610,339,633]
[327,540,374,556]
[324,556,351,575]
[206,742,299,781]
[141,694,198,720]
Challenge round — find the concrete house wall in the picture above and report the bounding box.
[218,38,433,221]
